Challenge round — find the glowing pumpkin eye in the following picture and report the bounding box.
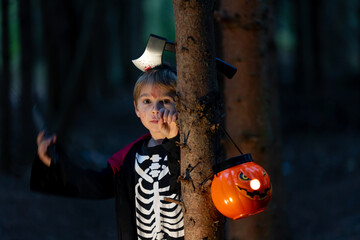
[239,172,250,181]
[250,179,261,190]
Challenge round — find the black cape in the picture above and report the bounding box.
[30,134,181,240]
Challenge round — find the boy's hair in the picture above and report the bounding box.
[133,65,177,106]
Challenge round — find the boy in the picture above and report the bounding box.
[31,65,184,240]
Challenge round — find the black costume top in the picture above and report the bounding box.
[30,134,182,240]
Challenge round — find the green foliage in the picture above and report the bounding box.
[274,0,296,52]
[9,0,20,57]
[142,0,176,66]
[142,0,175,41]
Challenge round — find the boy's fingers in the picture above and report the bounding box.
[162,109,169,123]
[36,131,45,145]
[38,136,56,153]
[158,108,165,119]
[42,139,52,150]
[36,131,56,167]
[171,112,178,122]
[160,119,165,129]
[38,150,51,167]
[167,111,174,124]
[165,110,177,123]
[38,144,47,157]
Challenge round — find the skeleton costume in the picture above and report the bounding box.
[134,143,184,239]
[30,133,183,240]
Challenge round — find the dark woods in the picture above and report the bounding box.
[276,0,360,133]
[1,0,145,174]
[0,0,359,239]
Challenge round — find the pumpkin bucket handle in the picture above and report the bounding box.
[213,154,254,175]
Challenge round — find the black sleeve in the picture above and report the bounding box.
[162,134,180,159]
[30,142,114,199]
[162,135,181,194]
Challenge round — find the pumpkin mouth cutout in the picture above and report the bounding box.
[236,185,272,200]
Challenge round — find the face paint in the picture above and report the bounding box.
[135,84,176,139]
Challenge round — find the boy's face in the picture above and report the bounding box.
[134,84,176,139]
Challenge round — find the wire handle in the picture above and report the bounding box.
[220,125,244,155]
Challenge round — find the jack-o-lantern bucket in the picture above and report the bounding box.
[211,154,272,220]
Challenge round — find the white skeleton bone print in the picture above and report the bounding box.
[135,152,184,240]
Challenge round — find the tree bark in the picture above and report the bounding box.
[172,0,223,239]
[0,0,11,172]
[216,0,287,239]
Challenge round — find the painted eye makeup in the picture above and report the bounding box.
[162,98,174,104]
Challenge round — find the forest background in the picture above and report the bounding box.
[0,0,359,239]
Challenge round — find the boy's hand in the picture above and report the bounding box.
[158,108,178,139]
[36,130,56,167]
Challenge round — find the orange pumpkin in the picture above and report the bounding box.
[211,154,272,220]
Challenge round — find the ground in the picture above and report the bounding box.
[1,91,360,239]
[282,132,360,240]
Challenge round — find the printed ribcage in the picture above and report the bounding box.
[135,153,184,240]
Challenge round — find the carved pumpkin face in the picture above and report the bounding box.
[211,154,272,220]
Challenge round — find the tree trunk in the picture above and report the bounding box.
[18,0,35,170]
[118,0,143,86]
[0,0,11,172]
[38,0,95,137]
[216,0,287,239]
[39,0,67,123]
[172,0,223,239]
[294,0,315,96]
[38,0,78,132]
[55,0,95,136]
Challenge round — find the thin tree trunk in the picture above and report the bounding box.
[294,0,321,128]
[118,0,143,86]
[0,0,11,172]
[91,0,108,98]
[173,0,223,239]
[39,0,66,123]
[216,0,284,239]
[358,1,360,76]
[38,0,77,131]
[310,0,321,95]
[38,0,95,137]
[294,0,314,95]
[19,0,35,169]
[55,0,96,136]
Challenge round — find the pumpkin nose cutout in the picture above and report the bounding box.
[250,179,261,190]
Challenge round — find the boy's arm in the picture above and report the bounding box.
[162,134,181,194]
[162,134,180,159]
[30,141,114,199]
